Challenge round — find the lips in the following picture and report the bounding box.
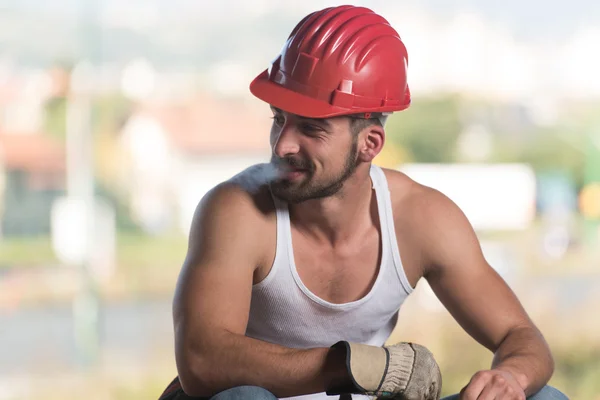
[284,168,307,178]
[278,165,309,180]
[277,163,307,173]
[271,159,312,180]
[288,167,308,173]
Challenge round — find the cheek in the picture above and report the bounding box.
[269,126,279,147]
[310,149,341,174]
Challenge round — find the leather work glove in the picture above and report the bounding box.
[327,341,442,400]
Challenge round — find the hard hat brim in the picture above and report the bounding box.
[249,70,349,119]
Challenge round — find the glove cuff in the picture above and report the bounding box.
[325,341,390,396]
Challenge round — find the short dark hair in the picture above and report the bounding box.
[349,116,382,136]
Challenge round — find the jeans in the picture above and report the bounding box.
[208,385,568,399]
[158,378,279,400]
[440,385,568,400]
[158,378,568,400]
[209,386,278,399]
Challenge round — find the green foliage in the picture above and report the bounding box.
[0,233,186,270]
[491,123,586,184]
[94,186,142,233]
[44,91,131,139]
[91,94,133,134]
[386,95,463,163]
[551,345,600,398]
[0,236,57,267]
[44,97,68,140]
[384,95,591,191]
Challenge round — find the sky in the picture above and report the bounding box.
[2,0,599,41]
[417,0,600,39]
[1,0,599,100]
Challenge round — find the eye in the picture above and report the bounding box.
[271,114,285,126]
[299,123,322,136]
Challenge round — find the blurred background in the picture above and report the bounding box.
[0,0,599,399]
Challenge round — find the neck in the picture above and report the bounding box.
[287,164,375,245]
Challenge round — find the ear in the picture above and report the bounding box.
[357,125,385,162]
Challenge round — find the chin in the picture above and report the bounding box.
[271,187,300,203]
[270,184,308,204]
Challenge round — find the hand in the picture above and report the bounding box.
[326,341,442,400]
[459,369,525,400]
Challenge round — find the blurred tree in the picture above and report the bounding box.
[385,95,463,163]
[492,125,586,187]
[384,95,589,189]
[91,95,136,233]
[43,61,74,140]
[92,94,132,134]
[44,97,68,140]
[374,141,412,168]
[92,96,132,182]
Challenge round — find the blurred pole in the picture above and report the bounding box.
[66,0,100,367]
[67,62,100,367]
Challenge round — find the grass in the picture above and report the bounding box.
[0,236,58,267]
[0,233,188,271]
[0,233,189,303]
[114,233,188,271]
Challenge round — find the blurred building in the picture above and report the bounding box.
[0,132,65,237]
[0,63,68,238]
[119,97,271,234]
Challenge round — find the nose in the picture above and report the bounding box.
[272,124,300,159]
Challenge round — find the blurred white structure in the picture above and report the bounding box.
[399,163,537,231]
[51,197,116,281]
[120,58,157,101]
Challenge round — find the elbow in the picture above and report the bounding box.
[530,323,556,381]
[176,352,218,397]
[545,347,556,380]
[178,374,209,398]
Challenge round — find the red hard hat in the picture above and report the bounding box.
[249,5,411,119]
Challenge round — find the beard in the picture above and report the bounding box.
[269,137,359,204]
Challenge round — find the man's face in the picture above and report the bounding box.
[269,107,359,204]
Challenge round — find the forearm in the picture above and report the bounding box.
[177,331,348,398]
[491,325,554,396]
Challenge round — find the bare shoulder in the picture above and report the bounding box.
[194,163,276,224]
[380,167,461,224]
[380,167,478,275]
[186,164,277,267]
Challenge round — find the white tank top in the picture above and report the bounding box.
[245,164,414,400]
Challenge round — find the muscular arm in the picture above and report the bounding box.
[173,184,346,397]
[412,187,553,396]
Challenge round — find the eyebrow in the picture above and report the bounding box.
[271,106,332,129]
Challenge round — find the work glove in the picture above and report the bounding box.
[327,341,442,400]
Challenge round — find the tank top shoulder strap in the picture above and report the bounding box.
[369,164,388,191]
[251,187,291,289]
[369,165,414,295]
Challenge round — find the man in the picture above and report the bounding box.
[159,5,568,400]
